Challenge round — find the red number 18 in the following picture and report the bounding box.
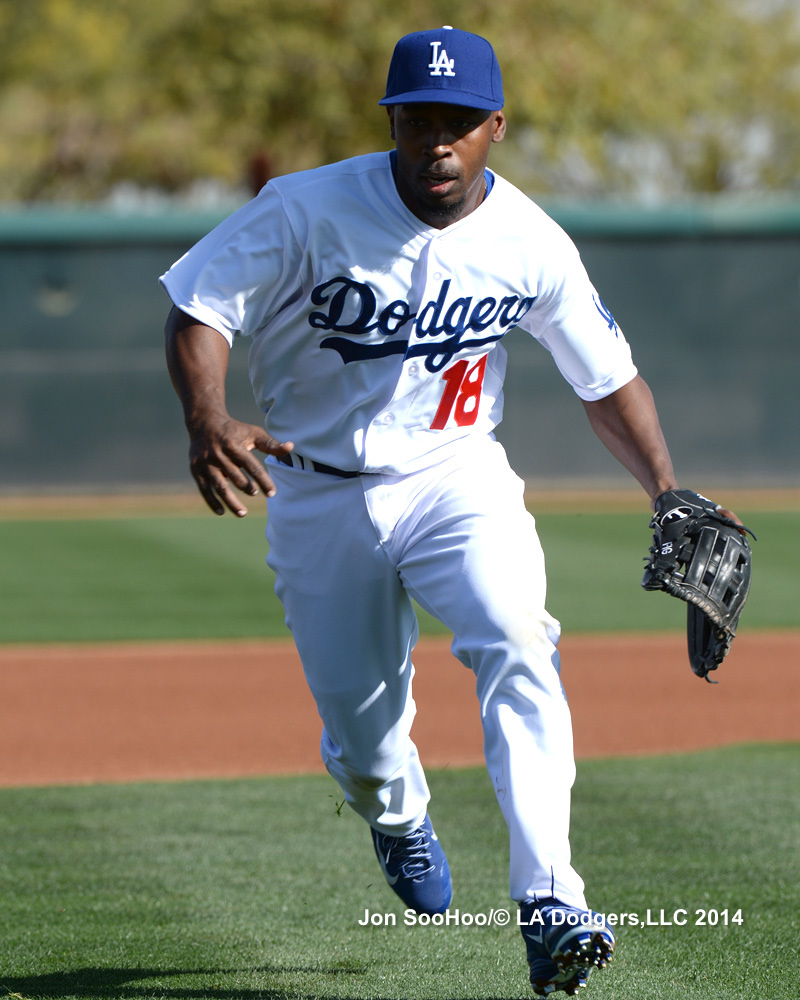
[430,354,488,430]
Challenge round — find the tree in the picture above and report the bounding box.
[1,0,798,202]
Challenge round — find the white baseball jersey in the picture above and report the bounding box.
[160,151,637,475]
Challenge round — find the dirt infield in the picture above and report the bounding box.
[1,632,798,788]
[2,486,799,519]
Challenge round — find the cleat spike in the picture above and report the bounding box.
[520,898,615,996]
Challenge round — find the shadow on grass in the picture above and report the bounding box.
[2,964,365,1000]
[2,966,516,1000]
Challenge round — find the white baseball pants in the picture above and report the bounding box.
[264,436,587,907]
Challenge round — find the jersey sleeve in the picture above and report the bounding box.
[159,186,302,346]
[522,231,638,401]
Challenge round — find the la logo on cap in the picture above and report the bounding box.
[429,26,456,77]
[379,26,503,111]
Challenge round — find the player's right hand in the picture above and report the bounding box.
[187,416,294,517]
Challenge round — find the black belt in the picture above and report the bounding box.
[277,452,360,478]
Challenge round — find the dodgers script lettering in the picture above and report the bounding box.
[309,276,536,371]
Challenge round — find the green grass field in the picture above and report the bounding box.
[1,500,797,999]
[0,505,796,643]
[1,746,798,1000]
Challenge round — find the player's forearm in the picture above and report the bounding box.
[165,306,232,434]
[582,375,678,505]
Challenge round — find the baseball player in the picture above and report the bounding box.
[162,27,740,996]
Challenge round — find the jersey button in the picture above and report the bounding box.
[383,413,395,424]
[408,364,419,376]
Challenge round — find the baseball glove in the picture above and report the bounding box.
[642,489,755,682]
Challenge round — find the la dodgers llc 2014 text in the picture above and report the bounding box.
[357,907,745,929]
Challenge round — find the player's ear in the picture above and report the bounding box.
[387,107,396,141]
[491,110,506,143]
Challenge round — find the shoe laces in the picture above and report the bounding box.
[382,825,435,881]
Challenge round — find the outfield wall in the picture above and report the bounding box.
[1,201,798,493]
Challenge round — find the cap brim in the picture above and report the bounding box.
[379,89,503,110]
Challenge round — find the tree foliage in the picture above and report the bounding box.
[2,0,799,201]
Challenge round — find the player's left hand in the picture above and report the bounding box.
[716,506,745,530]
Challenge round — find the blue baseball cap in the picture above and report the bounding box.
[379,26,504,111]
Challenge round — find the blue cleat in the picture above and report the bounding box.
[519,898,615,996]
[371,813,452,915]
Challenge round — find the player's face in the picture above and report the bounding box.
[388,103,506,229]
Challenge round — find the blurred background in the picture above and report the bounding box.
[2,0,799,494]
